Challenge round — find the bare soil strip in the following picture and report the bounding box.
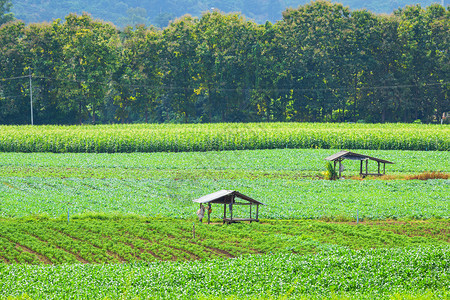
[204,246,234,258]
[165,243,200,260]
[55,245,89,264]
[2,182,17,189]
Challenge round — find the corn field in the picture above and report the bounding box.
[0,123,448,153]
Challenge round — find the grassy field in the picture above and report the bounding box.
[0,123,448,152]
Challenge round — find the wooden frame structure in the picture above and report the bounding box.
[193,190,265,224]
[325,151,394,178]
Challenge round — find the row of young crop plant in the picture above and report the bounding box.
[1,149,449,174]
[0,218,245,264]
[0,177,448,219]
[0,217,447,265]
[0,123,448,152]
[0,246,448,299]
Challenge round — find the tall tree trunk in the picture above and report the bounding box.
[92,105,96,124]
[353,74,358,122]
[79,100,82,125]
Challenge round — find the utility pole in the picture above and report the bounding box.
[29,68,33,125]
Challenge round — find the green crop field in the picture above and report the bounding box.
[1,149,449,177]
[0,123,449,299]
[0,216,448,264]
[0,216,449,299]
[1,149,447,220]
[0,177,448,220]
[0,245,448,299]
[0,123,448,153]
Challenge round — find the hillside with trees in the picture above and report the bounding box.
[0,1,448,125]
[0,0,14,26]
[11,0,444,27]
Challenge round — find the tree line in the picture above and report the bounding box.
[0,0,449,125]
[11,0,439,28]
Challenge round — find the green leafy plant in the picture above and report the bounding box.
[324,162,338,180]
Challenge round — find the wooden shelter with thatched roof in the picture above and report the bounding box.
[325,151,394,178]
[193,190,265,224]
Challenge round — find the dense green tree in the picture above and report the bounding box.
[57,13,120,124]
[248,21,282,121]
[427,4,450,121]
[0,21,28,124]
[336,9,381,122]
[0,0,14,26]
[113,25,162,123]
[362,15,403,122]
[277,1,352,121]
[22,21,73,124]
[11,0,443,27]
[396,4,448,122]
[195,11,263,122]
[1,2,448,125]
[216,13,260,121]
[160,15,199,122]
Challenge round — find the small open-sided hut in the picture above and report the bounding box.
[324,151,394,178]
[193,190,265,224]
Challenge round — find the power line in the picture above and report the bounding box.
[35,76,80,84]
[1,75,449,93]
[0,75,29,81]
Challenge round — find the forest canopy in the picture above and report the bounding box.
[0,0,14,26]
[10,0,444,27]
[0,1,449,125]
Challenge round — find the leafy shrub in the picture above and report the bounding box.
[324,162,338,180]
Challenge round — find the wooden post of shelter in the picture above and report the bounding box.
[223,203,226,222]
[365,159,368,175]
[229,195,234,221]
[360,160,363,176]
